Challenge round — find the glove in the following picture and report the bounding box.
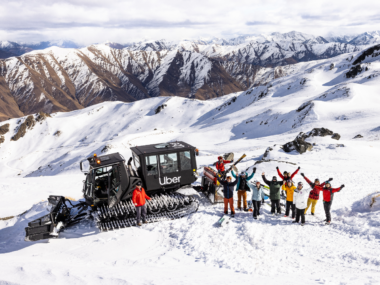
[298,167,301,170]
[301,173,305,177]
[230,159,234,163]
[340,184,345,189]
[253,167,256,173]
[329,178,333,181]
[276,166,279,169]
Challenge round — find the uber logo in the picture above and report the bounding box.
[159,176,181,185]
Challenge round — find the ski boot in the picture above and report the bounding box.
[301,223,305,226]
[292,221,298,224]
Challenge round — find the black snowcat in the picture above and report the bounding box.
[25,141,199,241]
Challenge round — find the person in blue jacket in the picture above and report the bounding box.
[249,180,266,219]
[232,167,256,211]
[217,176,238,217]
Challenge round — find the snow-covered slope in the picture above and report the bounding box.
[1,44,380,285]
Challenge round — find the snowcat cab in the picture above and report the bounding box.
[25,142,199,242]
[130,141,198,193]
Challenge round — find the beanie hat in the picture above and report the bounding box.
[272,176,277,181]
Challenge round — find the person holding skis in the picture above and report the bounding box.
[262,172,283,215]
[283,180,296,219]
[301,173,333,215]
[321,181,345,225]
[132,181,151,226]
[292,182,313,226]
[232,167,256,211]
[214,156,233,175]
[277,166,300,196]
[249,180,265,219]
[217,175,238,217]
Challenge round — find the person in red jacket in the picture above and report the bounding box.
[276,166,300,196]
[132,181,151,226]
[214,156,233,174]
[301,173,332,215]
[321,181,344,225]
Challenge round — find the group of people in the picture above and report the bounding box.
[215,158,345,226]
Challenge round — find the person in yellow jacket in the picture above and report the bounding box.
[283,180,296,218]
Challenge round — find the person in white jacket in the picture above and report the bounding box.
[292,182,312,226]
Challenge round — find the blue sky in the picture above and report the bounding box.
[0,0,379,44]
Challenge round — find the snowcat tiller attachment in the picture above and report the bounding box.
[25,196,88,241]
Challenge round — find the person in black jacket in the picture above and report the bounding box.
[217,176,238,217]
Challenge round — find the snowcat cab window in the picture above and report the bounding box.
[146,155,158,176]
[159,153,179,174]
[179,151,191,171]
[94,166,113,198]
[111,164,121,193]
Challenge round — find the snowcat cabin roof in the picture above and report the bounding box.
[87,153,125,169]
[130,141,195,156]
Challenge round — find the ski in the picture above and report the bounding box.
[222,153,246,179]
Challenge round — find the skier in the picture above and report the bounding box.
[249,180,265,219]
[321,181,345,225]
[132,181,151,226]
[232,168,256,211]
[262,172,283,215]
[292,182,312,226]
[214,156,233,175]
[217,175,238,217]
[283,180,296,219]
[301,173,333,215]
[277,166,300,196]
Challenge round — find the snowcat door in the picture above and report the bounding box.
[108,163,125,208]
[157,152,182,191]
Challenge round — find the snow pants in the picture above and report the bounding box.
[252,200,261,218]
[323,201,332,222]
[305,198,318,214]
[237,190,248,209]
[285,201,296,218]
[224,198,235,214]
[271,199,281,214]
[136,204,147,224]
[295,208,305,223]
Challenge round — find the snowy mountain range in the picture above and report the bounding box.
[1,31,380,121]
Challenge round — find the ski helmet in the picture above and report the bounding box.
[272,176,277,181]
[218,156,223,160]
[240,171,246,176]
[325,181,331,187]
[286,179,293,185]
[298,182,303,187]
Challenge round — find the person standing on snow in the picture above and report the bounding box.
[249,180,266,219]
[283,180,296,219]
[321,181,345,225]
[214,156,233,175]
[262,172,283,215]
[276,166,300,196]
[217,175,238,217]
[292,182,312,226]
[301,173,333,215]
[232,168,255,211]
[132,181,151,226]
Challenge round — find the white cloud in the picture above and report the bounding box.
[0,0,380,44]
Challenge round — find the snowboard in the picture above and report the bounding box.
[217,214,231,227]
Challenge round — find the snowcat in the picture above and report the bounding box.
[25,141,199,241]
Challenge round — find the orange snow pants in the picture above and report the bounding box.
[237,190,248,209]
[224,198,235,214]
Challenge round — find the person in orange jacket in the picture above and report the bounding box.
[132,181,151,226]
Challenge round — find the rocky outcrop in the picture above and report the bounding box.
[283,128,336,154]
[353,134,363,139]
[0,123,9,135]
[11,115,35,141]
[332,133,341,140]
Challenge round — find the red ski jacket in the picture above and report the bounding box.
[215,160,231,172]
[277,167,300,180]
[132,187,151,207]
[321,186,342,202]
[303,176,326,200]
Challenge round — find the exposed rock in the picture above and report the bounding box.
[0,136,4,144]
[336,144,345,147]
[353,134,363,139]
[331,133,341,140]
[36,112,51,122]
[282,128,335,154]
[155,104,167,114]
[54,131,62,137]
[101,144,112,153]
[345,64,363,78]
[11,115,35,141]
[329,63,335,70]
[0,123,10,135]
[353,44,380,65]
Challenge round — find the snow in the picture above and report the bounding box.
[1,46,380,284]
